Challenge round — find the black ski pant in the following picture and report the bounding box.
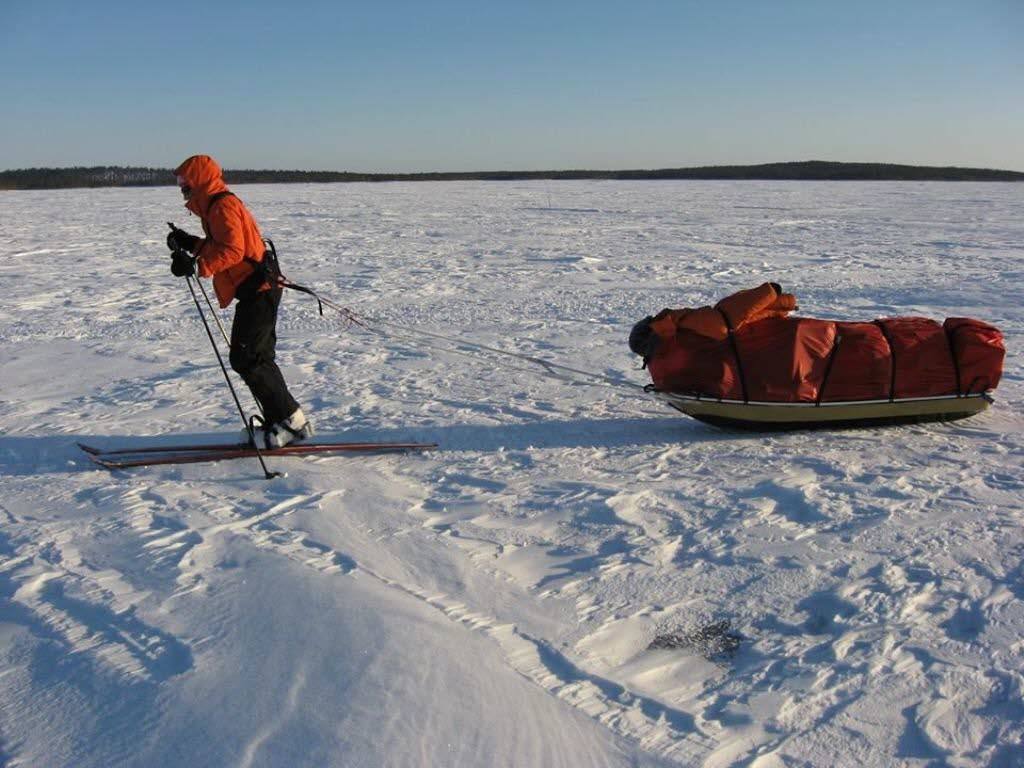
[229,285,300,426]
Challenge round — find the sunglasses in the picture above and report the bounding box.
[176,175,193,200]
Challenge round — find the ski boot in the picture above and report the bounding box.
[265,408,314,449]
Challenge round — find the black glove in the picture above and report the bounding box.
[170,249,196,277]
[167,229,200,253]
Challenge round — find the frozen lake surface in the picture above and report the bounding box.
[1,180,1022,766]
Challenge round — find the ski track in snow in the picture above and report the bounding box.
[1,181,1023,767]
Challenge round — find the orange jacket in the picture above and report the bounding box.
[175,155,267,308]
[649,283,798,342]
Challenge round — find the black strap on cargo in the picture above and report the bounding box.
[816,332,842,406]
[873,320,896,402]
[717,307,749,403]
[944,324,964,396]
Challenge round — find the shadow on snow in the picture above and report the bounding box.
[0,415,752,477]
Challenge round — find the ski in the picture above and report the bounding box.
[77,439,434,457]
[79,440,248,456]
[81,441,437,470]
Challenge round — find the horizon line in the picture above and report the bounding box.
[3,159,1024,175]
[2,160,1023,190]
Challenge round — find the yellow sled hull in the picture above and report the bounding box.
[654,392,992,431]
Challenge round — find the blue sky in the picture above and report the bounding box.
[2,1,1021,172]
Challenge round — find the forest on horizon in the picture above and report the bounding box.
[2,160,1023,189]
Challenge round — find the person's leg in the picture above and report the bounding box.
[229,288,300,426]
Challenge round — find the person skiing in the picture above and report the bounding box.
[166,154,313,448]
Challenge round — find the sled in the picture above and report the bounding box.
[631,283,1004,431]
[653,391,992,431]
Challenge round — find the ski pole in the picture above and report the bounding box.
[194,271,231,347]
[189,255,268,421]
[169,223,268,422]
[169,222,231,345]
[182,268,281,480]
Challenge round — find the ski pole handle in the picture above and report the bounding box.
[167,222,193,255]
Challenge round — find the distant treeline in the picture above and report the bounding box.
[2,161,1022,190]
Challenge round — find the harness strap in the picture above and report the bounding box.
[278,280,324,315]
[203,193,324,315]
[258,238,324,315]
[197,190,239,262]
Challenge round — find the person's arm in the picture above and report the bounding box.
[196,200,247,277]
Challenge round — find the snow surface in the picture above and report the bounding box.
[1,180,1023,767]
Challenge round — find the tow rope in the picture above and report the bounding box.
[187,223,645,397]
[316,297,647,396]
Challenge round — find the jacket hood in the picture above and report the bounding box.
[175,155,229,216]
